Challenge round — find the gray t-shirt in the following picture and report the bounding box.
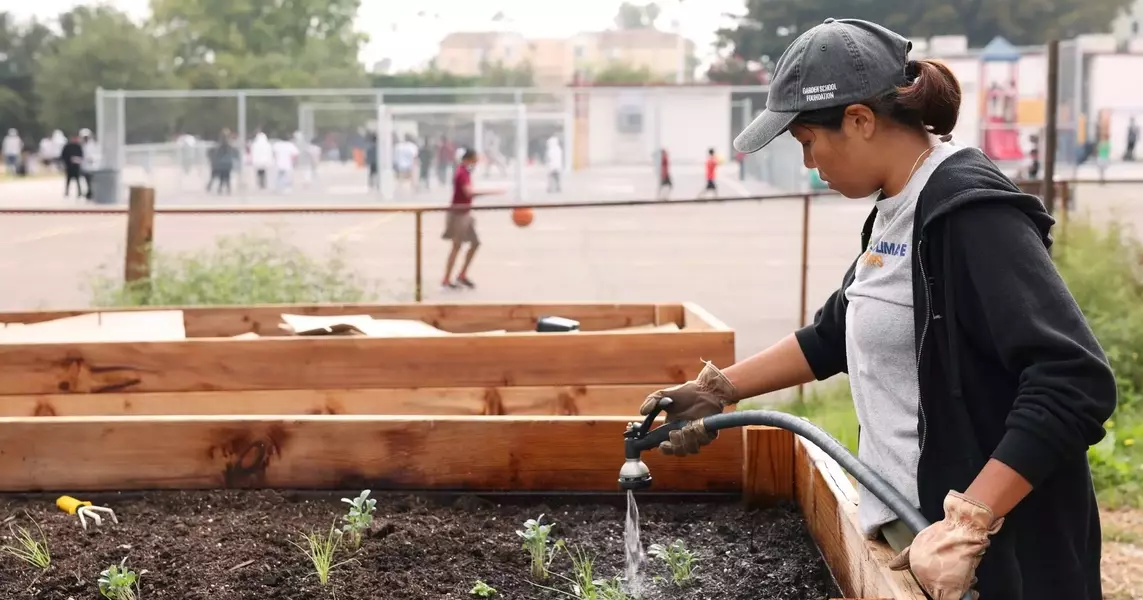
[844,141,965,535]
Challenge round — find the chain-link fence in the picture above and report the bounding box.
[89,85,775,207]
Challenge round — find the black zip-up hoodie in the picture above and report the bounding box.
[794,147,1117,599]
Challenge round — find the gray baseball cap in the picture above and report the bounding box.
[733,18,912,153]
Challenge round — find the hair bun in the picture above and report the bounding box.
[905,60,920,82]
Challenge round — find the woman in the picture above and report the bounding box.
[641,18,1116,600]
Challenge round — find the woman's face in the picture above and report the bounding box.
[789,107,885,199]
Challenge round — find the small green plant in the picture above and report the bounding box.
[98,558,144,600]
[87,227,384,307]
[516,514,556,580]
[532,541,631,600]
[340,489,377,549]
[0,514,51,570]
[469,580,498,597]
[647,539,697,586]
[292,521,353,586]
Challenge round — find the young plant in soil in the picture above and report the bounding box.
[0,514,51,571]
[535,541,630,600]
[340,489,377,550]
[469,580,498,597]
[516,514,556,581]
[98,558,145,600]
[647,539,697,587]
[293,521,354,586]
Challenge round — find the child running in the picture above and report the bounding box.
[442,149,503,289]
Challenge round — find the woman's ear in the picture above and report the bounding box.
[843,104,878,141]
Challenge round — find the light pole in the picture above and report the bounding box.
[675,1,686,84]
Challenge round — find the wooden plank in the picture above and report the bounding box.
[0,384,664,417]
[682,301,732,332]
[0,415,745,493]
[0,303,677,337]
[794,438,926,600]
[654,303,684,327]
[0,331,733,395]
[0,311,186,343]
[742,426,794,507]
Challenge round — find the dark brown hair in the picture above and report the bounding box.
[793,59,962,136]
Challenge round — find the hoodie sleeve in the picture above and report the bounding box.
[948,202,1116,488]
[794,257,858,381]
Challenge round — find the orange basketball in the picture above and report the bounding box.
[512,206,534,227]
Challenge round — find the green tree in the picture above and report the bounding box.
[148,0,370,137]
[716,0,1135,66]
[590,61,665,85]
[35,6,178,139]
[614,2,662,29]
[0,12,56,137]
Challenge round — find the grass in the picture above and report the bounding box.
[292,521,354,586]
[87,227,382,307]
[0,515,51,570]
[747,216,1143,510]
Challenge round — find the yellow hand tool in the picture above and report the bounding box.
[56,496,118,531]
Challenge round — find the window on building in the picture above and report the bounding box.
[1133,19,1139,35]
[574,45,585,59]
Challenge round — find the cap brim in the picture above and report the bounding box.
[733,110,798,154]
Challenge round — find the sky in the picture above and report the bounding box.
[9,0,749,71]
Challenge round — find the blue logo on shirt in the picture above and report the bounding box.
[871,241,908,257]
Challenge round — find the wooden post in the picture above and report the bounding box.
[414,210,423,302]
[124,186,155,284]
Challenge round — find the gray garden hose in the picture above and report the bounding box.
[621,405,969,600]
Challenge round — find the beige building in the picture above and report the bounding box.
[436,29,696,87]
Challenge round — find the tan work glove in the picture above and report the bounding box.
[887,491,1004,600]
[638,360,739,456]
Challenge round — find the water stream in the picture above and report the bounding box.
[623,489,646,597]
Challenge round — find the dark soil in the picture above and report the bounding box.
[0,491,841,599]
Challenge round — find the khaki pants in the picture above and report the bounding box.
[881,519,916,553]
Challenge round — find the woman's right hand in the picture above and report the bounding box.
[638,361,739,456]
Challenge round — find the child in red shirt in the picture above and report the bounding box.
[442,148,502,289]
[701,148,719,198]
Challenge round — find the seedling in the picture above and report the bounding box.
[469,580,498,597]
[98,558,145,600]
[647,539,697,586]
[533,541,632,600]
[340,489,377,549]
[516,514,556,580]
[292,521,354,585]
[1,514,51,570]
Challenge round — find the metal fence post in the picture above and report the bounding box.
[1042,40,1060,219]
[237,91,247,194]
[414,210,424,302]
[796,193,812,404]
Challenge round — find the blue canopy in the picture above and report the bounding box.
[980,36,1021,62]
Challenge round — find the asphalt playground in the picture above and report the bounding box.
[2,159,1142,380]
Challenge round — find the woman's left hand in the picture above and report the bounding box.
[887,491,1004,600]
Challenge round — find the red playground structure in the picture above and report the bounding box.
[979,37,1024,162]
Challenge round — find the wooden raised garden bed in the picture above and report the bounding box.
[0,302,923,599]
[0,302,733,417]
[0,416,924,600]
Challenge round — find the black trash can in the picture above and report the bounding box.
[88,168,120,204]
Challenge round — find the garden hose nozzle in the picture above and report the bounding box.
[56,496,119,531]
[619,397,687,491]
